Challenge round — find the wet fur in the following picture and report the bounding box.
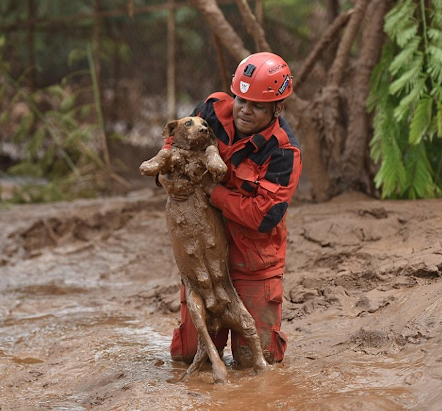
[139,116,267,383]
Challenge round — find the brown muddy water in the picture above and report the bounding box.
[1,190,442,410]
[1,274,437,411]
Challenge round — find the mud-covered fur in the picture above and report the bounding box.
[139,117,267,383]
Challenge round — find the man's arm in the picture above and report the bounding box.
[209,147,302,233]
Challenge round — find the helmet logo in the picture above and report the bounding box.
[278,75,291,95]
[240,81,250,93]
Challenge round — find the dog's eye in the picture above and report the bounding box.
[185,120,193,127]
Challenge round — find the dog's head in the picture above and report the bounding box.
[162,117,217,150]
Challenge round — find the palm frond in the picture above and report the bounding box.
[396,22,419,47]
[404,142,435,198]
[389,53,424,95]
[374,135,407,198]
[393,75,427,121]
[389,37,421,75]
[384,0,417,40]
[368,0,442,199]
[428,45,442,84]
[409,94,433,144]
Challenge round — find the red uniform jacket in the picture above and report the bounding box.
[167,92,302,280]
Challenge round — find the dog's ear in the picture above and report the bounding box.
[162,120,179,138]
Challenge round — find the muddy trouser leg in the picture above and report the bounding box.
[230,276,287,367]
[170,284,229,364]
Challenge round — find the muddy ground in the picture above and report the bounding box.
[1,182,442,411]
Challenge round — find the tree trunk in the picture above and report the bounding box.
[323,0,341,67]
[342,0,392,193]
[286,95,332,202]
[319,0,370,189]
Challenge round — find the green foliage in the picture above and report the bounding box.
[368,0,442,199]
[1,46,120,204]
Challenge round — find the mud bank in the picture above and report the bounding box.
[1,189,442,410]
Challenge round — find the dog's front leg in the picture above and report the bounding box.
[205,145,227,183]
[139,148,172,176]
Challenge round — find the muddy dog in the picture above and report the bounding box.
[139,116,267,383]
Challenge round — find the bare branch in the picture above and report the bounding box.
[326,0,340,24]
[328,0,370,87]
[293,10,352,90]
[234,0,271,52]
[190,0,250,61]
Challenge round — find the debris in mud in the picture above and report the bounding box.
[357,207,388,219]
[349,327,406,353]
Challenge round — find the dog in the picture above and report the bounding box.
[139,116,267,383]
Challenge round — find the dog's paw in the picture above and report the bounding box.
[139,149,172,176]
[139,160,161,176]
[205,146,227,182]
[208,161,227,179]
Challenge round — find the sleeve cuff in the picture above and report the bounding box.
[210,184,230,210]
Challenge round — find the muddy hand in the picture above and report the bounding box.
[139,148,172,176]
[200,171,217,197]
[205,145,227,183]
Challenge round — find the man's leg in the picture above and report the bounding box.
[230,276,287,367]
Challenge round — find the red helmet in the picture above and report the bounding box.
[230,52,293,102]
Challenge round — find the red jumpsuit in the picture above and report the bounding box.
[169,92,302,365]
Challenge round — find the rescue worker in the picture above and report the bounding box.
[169,52,302,367]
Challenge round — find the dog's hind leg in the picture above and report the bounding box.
[186,335,208,377]
[226,304,267,374]
[184,284,228,384]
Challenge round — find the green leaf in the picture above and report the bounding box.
[396,22,419,47]
[375,136,407,198]
[67,48,87,67]
[46,85,64,98]
[409,95,433,144]
[393,75,427,121]
[389,37,420,75]
[8,161,43,178]
[28,127,46,157]
[60,93,76,112]
[384,0,417,40]
[428,45,442,83]
[404,143,435,198]
[79,104,92,119]
[436,100,442,136]
[428,28,442,43]
[389,53,424,95]
[14,111,35,143]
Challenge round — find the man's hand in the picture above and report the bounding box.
[202,182,217,196]
[200,171,217,197]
